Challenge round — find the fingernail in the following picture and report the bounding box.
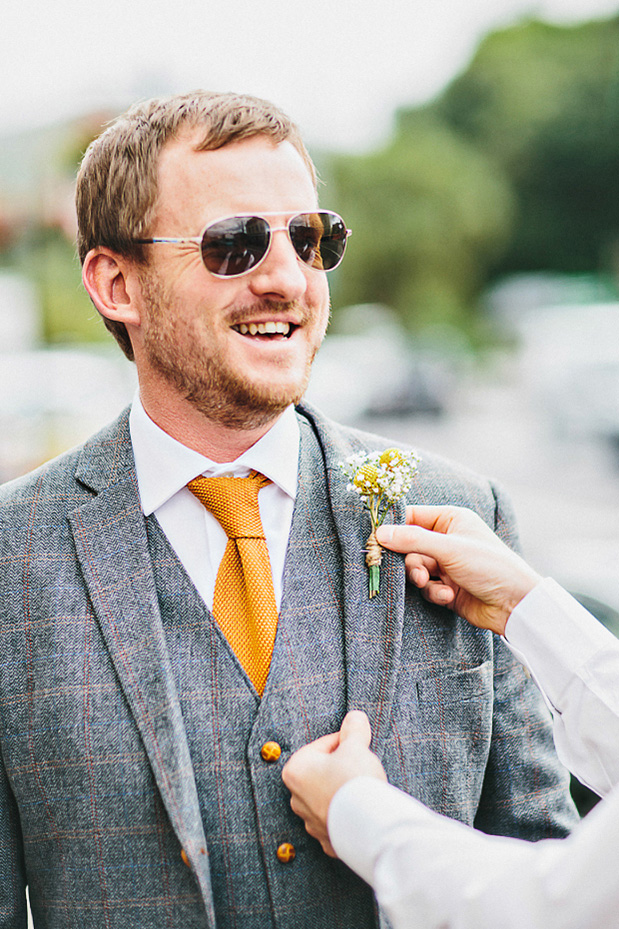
[376,525,394,544]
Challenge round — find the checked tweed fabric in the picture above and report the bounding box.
[188,471,277,696]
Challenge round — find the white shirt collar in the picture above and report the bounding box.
[129,394,299,516]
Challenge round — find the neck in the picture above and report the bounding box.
[138,385,282,462]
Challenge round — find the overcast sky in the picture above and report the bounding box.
[4,0,619,152]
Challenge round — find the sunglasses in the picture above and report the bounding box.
[135,210,351,278]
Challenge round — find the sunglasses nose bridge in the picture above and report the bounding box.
[266,223,294,255]
[259,221,304,268]
[232,221,293,273]
[246,223,309,298]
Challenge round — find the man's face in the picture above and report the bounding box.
[133,133,331,430]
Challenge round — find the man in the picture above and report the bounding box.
[0,91,576,929]
[283,506,619,928]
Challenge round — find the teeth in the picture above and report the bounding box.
[274,322,291,335]
[236,322,291,336]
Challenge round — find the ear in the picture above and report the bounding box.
[82,247,143,328]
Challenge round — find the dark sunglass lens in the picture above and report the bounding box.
[290,213,347,271]
[201,217,270,276]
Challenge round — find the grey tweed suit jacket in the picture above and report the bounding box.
[0,401,577,927]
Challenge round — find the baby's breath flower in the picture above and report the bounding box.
[339,447,421,598]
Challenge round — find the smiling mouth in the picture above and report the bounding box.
[232,321,295,338]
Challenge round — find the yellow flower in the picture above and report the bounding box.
[340,446,421,599]
[379,448,405,469]
[353,464,379,491]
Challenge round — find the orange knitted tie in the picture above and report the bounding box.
[187,471,278,696]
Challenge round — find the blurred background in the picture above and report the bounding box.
[2,1,619,637]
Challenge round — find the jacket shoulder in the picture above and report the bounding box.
[297,400,504,494]
[296,401,516,535]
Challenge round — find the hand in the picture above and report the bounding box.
[376,505,542,636]
[282,711,387,857]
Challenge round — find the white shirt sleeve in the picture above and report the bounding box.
[329,776,619,929]
[327,579,619,928]
[504,578,619,797]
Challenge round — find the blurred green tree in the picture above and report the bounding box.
[328,113,514,334]
[0,111,113,346]
[431,16,619,274]
[330,15,619,334]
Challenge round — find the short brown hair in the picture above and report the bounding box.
[76,90,317,359]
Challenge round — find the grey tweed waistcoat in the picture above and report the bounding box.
[146,414,379,929]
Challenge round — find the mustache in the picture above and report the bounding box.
[226,299,309,326]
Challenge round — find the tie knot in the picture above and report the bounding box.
[188,471,271,540]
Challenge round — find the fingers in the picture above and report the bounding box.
[305,731,341,755]
[282,711,386,863]
[338,711,371,747]
[289,797,337,857]
[404,505,453,531]
[401,552,458,607]
[420,578,457,607]
[403,553,438,587]
[281,732,339,793]
[404,504,482,532]
[376,519,464,610]
[376,523,452,560]
[377,504,453,533]
[315,833,337,857]
[409,562,430,587]
[283,715,370,792]
[376,507,495,565]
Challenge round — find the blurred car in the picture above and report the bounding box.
[517,302,619,443]
[305,304,460,422]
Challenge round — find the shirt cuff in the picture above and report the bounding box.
[504,577,617,711]
[328,777,428,885]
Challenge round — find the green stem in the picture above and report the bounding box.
[368,564,380,599]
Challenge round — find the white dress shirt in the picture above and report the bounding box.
[505,578,619,796]
[328,579,619,929]
[129,397,299,609]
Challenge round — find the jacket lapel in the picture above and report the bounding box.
[67,411,215,920]
[296,402,406,759]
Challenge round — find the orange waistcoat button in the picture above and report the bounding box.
[181,849,190,867]
[261,741,282,762]
[276,842,296,864]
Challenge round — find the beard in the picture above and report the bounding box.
[138,269,327,431]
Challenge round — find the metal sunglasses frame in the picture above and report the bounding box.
[135,210,352,278]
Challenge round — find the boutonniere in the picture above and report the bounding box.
[339,447,421,598]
